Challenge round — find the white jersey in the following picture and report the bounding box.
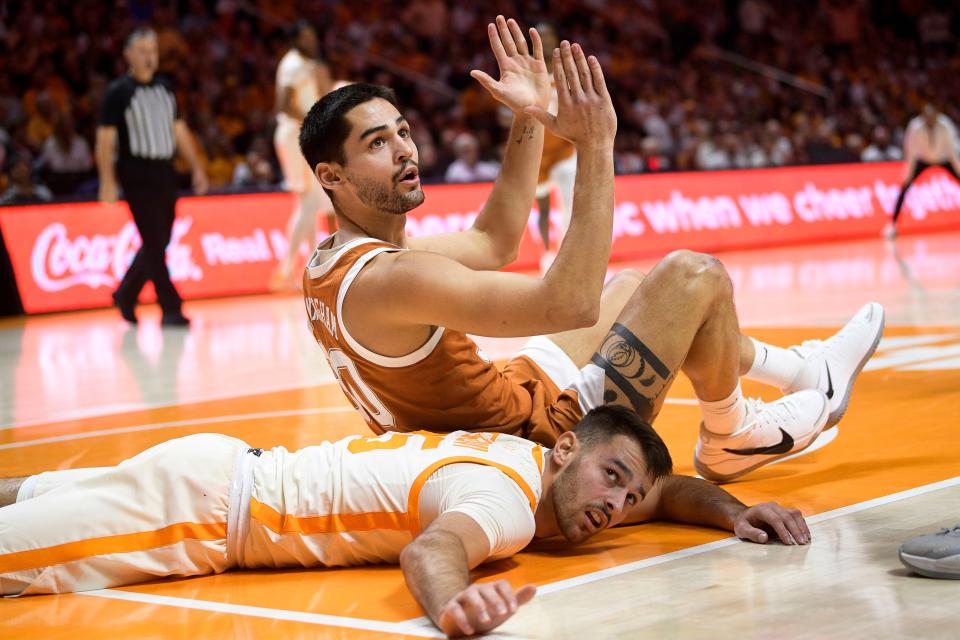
[240,430,545,569]
[275,48,320,127]
[905,114,959,164]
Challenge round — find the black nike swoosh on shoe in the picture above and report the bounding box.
[824,363,834,400]
[723,428,795,456]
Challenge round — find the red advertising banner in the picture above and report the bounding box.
[1,162,958,314]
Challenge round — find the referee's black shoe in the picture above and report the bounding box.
[111,292,138,324]
[161,311,191,327]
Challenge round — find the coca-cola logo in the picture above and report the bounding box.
[30,217,203,292]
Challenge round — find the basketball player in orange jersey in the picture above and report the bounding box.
[0,406,813,636]
[298,17,885,490]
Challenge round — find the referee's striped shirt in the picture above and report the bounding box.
[100,75,179,162]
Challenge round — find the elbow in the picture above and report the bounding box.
[553,299,600,331]
[399,540,421,569]
[490,246,519,270]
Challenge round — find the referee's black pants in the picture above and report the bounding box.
[892,160,960,225]
[114,160,182,313]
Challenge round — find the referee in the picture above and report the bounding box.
[95,28,208,325]
[886,103,960,238]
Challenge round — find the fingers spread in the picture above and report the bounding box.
[766,512,796,545]
[507,18,528,55]
[487,21,508,64]
[470,69,497,92]
[479,582,510,617]
[588,55,608,97]
[446,602,473,637]
[572,43,592,95]
[738,521,770,544]
[462,588,491,625]
[515,584,537,606]
[529,27,544,61]
[496,15,518,56]
[560,41,583,94]
[493,580,518,613]
[785,508,811,545]
[551,48,568,97]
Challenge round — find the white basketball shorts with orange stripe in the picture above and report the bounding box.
[0,434,250,596]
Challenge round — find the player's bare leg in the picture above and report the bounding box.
[548,268,644,367]
[0,476,27,508]
[590,250,830,483]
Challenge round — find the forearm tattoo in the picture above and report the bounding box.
[591,323,673,420]
[514,124,535,145]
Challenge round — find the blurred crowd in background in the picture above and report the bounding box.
[0,0,957,204]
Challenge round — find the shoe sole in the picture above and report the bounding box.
[826,303,886,428]
[694,398,831,484]
[899,551,960,580]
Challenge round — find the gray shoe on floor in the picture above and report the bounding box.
[899,524,960,579]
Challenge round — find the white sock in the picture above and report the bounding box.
[745,338,818,390]
[699,382,747,435]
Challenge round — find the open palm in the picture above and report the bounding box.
[471,16,550,113]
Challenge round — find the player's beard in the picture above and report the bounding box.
[350,171,424,215]
[551,453,589,543]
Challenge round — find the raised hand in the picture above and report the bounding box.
[523,41,617,152]
[437,579,537,637]
[734,501,811,545]
[470,16,551,114]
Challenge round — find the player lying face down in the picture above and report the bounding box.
[0,405,809,637]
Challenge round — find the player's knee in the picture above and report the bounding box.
[661,250,731,297]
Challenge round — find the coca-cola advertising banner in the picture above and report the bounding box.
[1,161,958,314]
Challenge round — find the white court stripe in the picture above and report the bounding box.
[402,474,960,613]
[77,589,445,638]
[0,407,351,450]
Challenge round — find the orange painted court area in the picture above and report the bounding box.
[3,322,959,639]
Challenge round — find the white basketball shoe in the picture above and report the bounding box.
[784,302,885,427]
[695,389,830,483]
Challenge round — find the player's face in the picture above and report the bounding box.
[338,98,424,215]
[551,435,651,544]
[125,35,159,80]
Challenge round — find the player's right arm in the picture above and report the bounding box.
[345,43,616,340]
[95,126,119,203]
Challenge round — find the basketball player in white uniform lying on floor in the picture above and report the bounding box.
[0,406,809,637]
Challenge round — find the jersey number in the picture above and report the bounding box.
[327,348,396,430]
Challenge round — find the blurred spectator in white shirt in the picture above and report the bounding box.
[445,132,500,183]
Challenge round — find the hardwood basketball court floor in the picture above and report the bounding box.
[2,231,959,638]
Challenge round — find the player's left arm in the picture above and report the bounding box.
[627,474,811,545]
[173,119,209,195]
[408,16,550,271]
[400,511,536,637]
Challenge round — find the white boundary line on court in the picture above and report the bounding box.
[76,589,445,638]
[0,398,701,450]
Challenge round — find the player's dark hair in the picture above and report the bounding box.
[299,83,399,169]
[125,27,157,49]
[571,405,673,480]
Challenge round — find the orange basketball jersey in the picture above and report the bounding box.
[303,237,581,443]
